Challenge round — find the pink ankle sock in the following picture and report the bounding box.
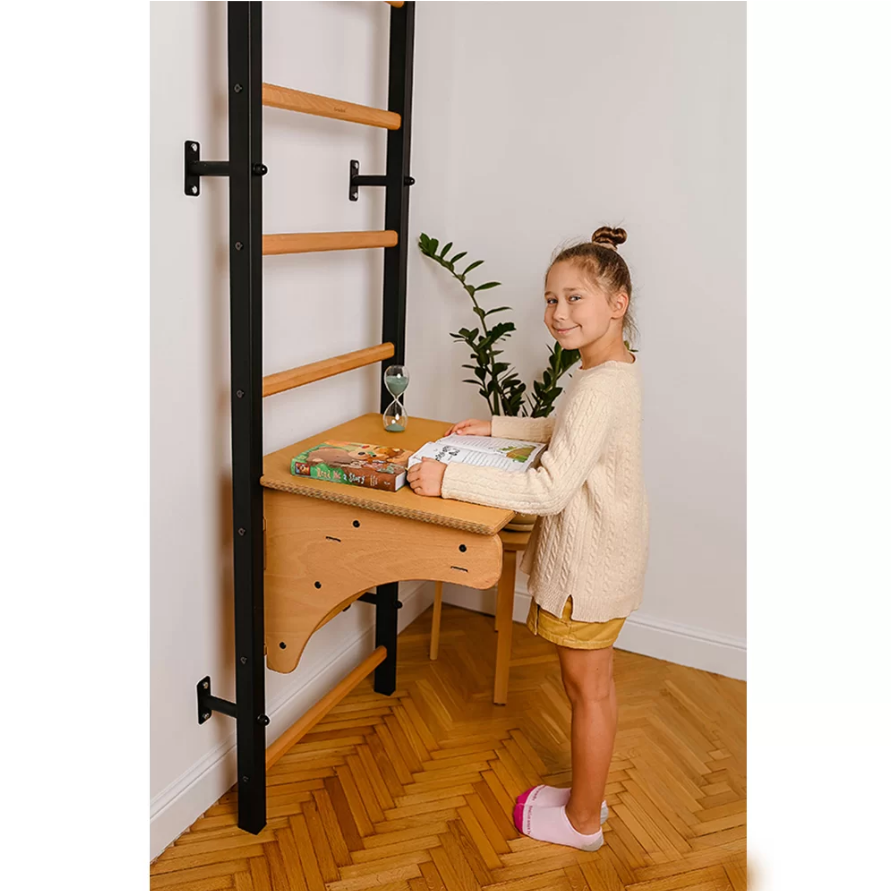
[513,802,604,852]
[516,785,609,821]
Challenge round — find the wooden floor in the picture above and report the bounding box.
[151,602,747,891]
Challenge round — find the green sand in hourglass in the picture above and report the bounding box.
[383,365,410,432]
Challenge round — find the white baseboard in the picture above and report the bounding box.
[150,580,436,862]
[437,580,746,681]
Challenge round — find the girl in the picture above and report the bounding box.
[406,226,649,853]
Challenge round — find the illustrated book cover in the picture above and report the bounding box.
[290,440,413,492]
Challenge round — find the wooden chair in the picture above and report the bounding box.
[429,528,531,705]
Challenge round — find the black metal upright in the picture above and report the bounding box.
[380,0,415,372]
[227,1,266,834]
[375,0,415,696]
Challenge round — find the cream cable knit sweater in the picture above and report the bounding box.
[440,358,649,623]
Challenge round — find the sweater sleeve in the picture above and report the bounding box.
[490,414,555,444]
[440,375,616,515]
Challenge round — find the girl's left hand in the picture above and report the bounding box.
[407,457,447,497]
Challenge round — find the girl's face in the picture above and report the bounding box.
[543,261,627,352]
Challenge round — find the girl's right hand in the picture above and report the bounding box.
[444,418,492,437]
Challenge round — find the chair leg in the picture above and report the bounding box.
[430,580,443,660]
[493,550,517,705]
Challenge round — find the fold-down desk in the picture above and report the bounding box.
[260,412,516,677]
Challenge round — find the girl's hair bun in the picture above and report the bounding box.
[591,226,627,250]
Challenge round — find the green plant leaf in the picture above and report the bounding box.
[474,282,501,291]
[489,321,515,340]
[486,306,512,316]
[440,242,453,258]
[463,260,484,275]
[429,238,439,254]
[451,251,467,264]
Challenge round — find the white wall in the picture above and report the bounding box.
[151,0,745,861]
[410,0,746,674]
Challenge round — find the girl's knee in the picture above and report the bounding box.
[560,646,614,703]
[566,675,613,704]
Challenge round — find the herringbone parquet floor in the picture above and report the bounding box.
[151,602,746,891]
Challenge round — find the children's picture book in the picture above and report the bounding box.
[290,440,413,491]
[406,434,546,473]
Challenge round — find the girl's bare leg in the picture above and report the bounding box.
[556,643,618,834]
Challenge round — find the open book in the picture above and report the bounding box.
[406,434,545,473]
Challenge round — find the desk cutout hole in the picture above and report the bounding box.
[353,520,360,527]
[326,536,341,542]
[450,566,468,573]
[314,581,322,588]
[279,642,287,649]
[459,544,467,552]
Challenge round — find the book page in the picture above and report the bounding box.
[406,436,544,473]
[438,434,545,460]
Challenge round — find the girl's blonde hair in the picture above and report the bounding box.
[547,226,638,348]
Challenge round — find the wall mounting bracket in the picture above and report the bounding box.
[185,140,267,196]
[197,675,270,727]
[342,592,404,612]
[350,159,415,201]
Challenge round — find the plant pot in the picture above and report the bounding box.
[504,511,537,532]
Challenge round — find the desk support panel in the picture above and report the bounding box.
[264,490,503,674]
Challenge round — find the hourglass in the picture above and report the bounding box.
[382,364,410,432]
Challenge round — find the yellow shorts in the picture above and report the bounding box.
[526,595,626,650]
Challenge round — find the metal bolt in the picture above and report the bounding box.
[314,581,321,589]
[234,84,243,93]
[240,656,247,665]
[257,715,270,726]
[235,242,243,251]
[202,712,211,721]
[202,681,209,690]
[191,185,198,194]
[236,390,244,398]
[242,776,249,783]
[191,143,198,151]
[459,544,467,552]
[238,527,246,536]
[279,641,287,649]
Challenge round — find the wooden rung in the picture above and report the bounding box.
[263,230,398,256]
[262,82,401,130]
[263,342,395,397]
[266,645,387,770]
